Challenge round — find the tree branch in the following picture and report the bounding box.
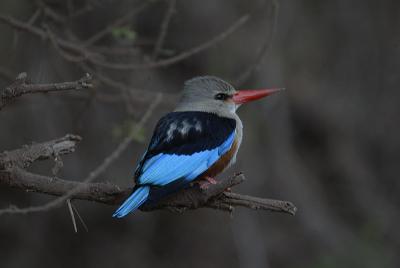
[0,167,129,205]
[0,72,92,110]
[0,134,297,216]
[0,167,296,215]
[0,134,81,170]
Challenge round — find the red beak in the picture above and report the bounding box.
[232,88,284,104]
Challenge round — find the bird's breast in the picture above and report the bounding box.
[200,120,242,178]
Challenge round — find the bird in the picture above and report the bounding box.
[113,76,282,218]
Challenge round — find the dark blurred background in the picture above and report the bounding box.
[1,0,399,267]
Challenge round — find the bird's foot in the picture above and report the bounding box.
[196,176,218,190]
[204,176,217,185]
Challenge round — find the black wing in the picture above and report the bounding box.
[134,111,236,179]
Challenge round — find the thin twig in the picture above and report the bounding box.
[27,9,42,25]
[37,0,67,24]
[234,0,279,86]
[79,62,178,103]
[83,2,151,46]
[0,14,47,38]
[45,25,87,62]
[70,202,89,232]
[69,2,93,18]
[152,0,176,60]
[0,14,100,62]
[221,192,296,215]
[66,199,78,233]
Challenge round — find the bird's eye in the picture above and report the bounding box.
[214,93,229,100]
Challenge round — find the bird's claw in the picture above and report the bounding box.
[195,176,218,190]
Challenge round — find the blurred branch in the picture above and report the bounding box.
[0,14,102,63]
[234,0,279,86]
[78,62,179,104]
[0,72,92,110]
[37,0,67,24]
[83,1,151,46]
[27,8,42,25]
[0,14,46,37]
[0,13,249,70]
[90,14,250,70]
[152,0,176,60]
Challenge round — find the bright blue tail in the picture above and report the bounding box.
[112,186,150,218]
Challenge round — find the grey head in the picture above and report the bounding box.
[174,76,238,117]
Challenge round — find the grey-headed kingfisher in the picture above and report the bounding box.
[113,76,282,218]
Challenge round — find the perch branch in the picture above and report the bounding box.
[0,134,296,216]
[0,167,296,216]
[0,72,92,110]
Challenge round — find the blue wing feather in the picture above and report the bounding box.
[138,131,235,186]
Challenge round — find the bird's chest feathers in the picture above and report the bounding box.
[202,118,242,178]
[232,117,243,164]
[201,134,240,178]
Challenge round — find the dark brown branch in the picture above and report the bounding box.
[0,167,129,206]
[220,192,296,214]
[0,134,296,216]
[0,72,92,110]
[0,167,296,216]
